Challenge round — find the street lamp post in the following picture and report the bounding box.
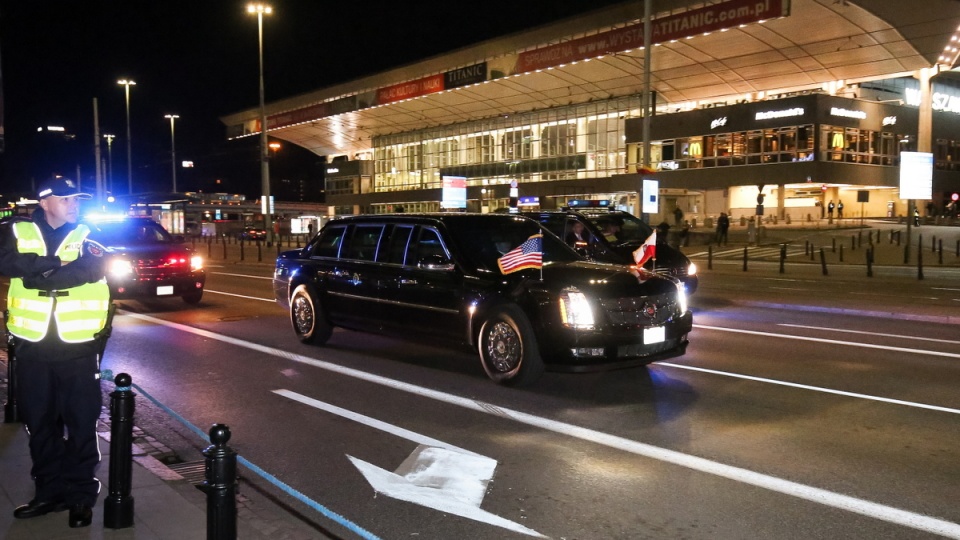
[247,3,274,244]
[164,114,179,193]
[117,79,136,194]
[103,134,115,194]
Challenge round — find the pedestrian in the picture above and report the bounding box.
[827,200,835,219]
[837,201,844,219]
[715,212,730,245]
[914,207,921,227]
[0,178,112,529]
[673,205,684,226]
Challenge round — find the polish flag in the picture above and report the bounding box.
[632,230,657,266]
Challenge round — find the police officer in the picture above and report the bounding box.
[0,178,111,529]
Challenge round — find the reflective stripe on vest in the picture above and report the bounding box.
[6,222,110,343]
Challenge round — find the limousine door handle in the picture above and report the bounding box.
[399,278,417,286]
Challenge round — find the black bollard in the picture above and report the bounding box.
[4,331,18,423]
[939,239,943,265]
[819,248,828,276]
[239,240,245,261]
[857,231,862,248]
[277,240,282,257]
[839,243,844,262]
[779,244,786,274]
[257,241,263,262]
[708,245,713,270]
[831,238,836,253]
[208,238,212,258]
[104,373,136,529]
[866,247,873,278]
[742,246,748,271]
[222,241,227,260]
[932,236,936,253]
[918,244,924,281]
[851,235,856,251]
[956,239,959,258]
[200,424,238,540]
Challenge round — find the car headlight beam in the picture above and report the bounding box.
[190,256,204,272]
[108,258,134,277]
[559,288,595,329]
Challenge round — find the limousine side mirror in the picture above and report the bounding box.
[418,254,455,271]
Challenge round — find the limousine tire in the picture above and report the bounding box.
[290,285,333,345]
[182,289,203,304]
[478,305,544,386]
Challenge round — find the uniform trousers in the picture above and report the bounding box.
[16,351,102,506]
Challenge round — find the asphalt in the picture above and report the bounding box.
[0,217,956,539]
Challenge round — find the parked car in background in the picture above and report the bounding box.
[88,217,206,304]
[522,208,698,294]
[273,213,692,385]
[238,226,267,242]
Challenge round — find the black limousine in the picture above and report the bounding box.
[273,214,692,385]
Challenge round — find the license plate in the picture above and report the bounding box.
[157,286,174,296]
[644,325,665,344]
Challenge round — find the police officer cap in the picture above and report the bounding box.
[37,177,92,200]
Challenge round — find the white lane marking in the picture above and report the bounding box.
[778,324,960,345]
[693,324,960,360]
[209,271,274,280]
[848,291,940,300]
[275,389,544,537]
[123,312,960,537]
[769,287,807,291]
[932,287,960,292]
[655,362,960,415]
[204,289,275,302]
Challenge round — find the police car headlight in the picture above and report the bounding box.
[676,283,688,314]
[559,287,595,329]
[190,256,203,271]
[109,259,134,277]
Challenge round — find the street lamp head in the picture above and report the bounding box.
[246,3,272,15]
[117,79,136,86]
[164,114,180,120]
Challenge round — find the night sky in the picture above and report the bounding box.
[0,1,624,200]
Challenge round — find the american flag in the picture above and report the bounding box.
[497,234,543,274]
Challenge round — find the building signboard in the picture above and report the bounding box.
[513,0,790,74]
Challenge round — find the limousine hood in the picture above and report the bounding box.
[540,260,680,297]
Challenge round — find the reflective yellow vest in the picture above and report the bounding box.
[6,221,110,343]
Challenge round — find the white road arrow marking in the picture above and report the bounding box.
[275,389,545,538]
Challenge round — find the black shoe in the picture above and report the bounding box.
[68,504,93,528]
[13,498,67,519]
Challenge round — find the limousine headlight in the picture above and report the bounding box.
[677,283,688,314]
[190,255,204,272]
[687,262,697,276]
[559,287,595,329]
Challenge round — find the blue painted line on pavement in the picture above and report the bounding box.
[100,370,381,540]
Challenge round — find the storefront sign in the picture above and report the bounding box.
[904,88,960,114]
[513,0,790,74]
[882,116,897,126]
[377,74,445,105]
[710,117,727,129]
[444,62,487,90]
[441,176,467,209]
[830,107,866,119]
[755,107,804,120]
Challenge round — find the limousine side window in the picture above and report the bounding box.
[311,225,347,258]
[341,224,385,261]
[378,225,414,265]
[409,227,450,267]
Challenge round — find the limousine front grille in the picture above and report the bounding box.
[600,294,679,327]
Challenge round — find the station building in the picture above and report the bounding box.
[221,0,960,225]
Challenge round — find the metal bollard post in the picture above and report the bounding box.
[819,248,828,276]
[208,238,212,258]
[831,238,836,253]
[3,331,18,423]
[257,241,263,262]
[866,247,873,278]
[276,241,281,257]
[939,239,943,265]
[742,246,748,272]
[839,243,843,262]
[932,236,936,253]
[918,244,924,281]
[239,240,245,262]
[104,373,135,529]
[222,241,227,260]
[779,244,786,274]
[956,239,959,257]
[707,245,713,270]
[851,235,856,251]
[200,424,238,540]
[857,231,862,248]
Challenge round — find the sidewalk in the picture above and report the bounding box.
[0,350,330,540]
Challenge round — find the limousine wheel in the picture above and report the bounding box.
[290,285,333,345]
[478,306,544,386]
[182,289,203,304]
